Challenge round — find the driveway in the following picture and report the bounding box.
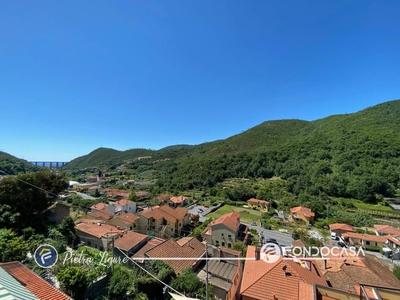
[75,192,97,200]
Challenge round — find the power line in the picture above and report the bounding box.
[114,246,188,298]
[0,170,60,198]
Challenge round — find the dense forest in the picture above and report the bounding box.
[0,151,41,175]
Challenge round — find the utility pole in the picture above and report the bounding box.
[205,242,209,300]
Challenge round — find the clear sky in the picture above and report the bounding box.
[1,1,399,162]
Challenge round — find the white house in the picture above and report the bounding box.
[114,199,136,214]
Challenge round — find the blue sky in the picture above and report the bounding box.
[1,1,399,161]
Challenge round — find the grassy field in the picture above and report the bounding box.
[353,202,394,212]
[207,204,263,223]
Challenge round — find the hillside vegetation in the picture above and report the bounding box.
[0,151,41,175]
[36,100,400,202]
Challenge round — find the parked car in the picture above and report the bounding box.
[265,238,278,244]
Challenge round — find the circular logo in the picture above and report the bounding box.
[260,242,282,263]
[34,244,58,268]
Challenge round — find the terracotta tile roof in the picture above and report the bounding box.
[140,205,188,224]
[247,198,269,205]
[387,235,400,246]
[290,206,315,217]
[176,237,192,246]
[86,208,114,221]
[156,194,173,202]
[329,223,354,232]
[115,212,139,225]
[209,212,240,232]
[315,254,400,293]
[103,188,130,198]
[342,232,388,243]
[240,246,327,300]
[75,222,122,238]
[374,224,400,236]
[145,237,205,274]
[115,199,132,206]
[131,237,165,262]
[74,218,104,225]
[169,196,188,204]
[90,202,109,210]
[298,281,314,300]
[114,231,148,252]
[0,262,71,300]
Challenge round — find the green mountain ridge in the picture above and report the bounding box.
[0,151,41,175]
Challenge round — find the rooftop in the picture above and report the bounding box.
[114,231,148,252]
[169,196,188,204]
[342,232,388,243]
[75,222,122,238]
[131,237,166,263]
[86,208,114,221]
[314,254,400,294]
[0,262,71,300]
[290,206,315,217]
[145,237,205,274]
[247,198,269,205]
[209,211,240,232]
[328,223,354,232]
[240,246,326,300]
[114,212,139,225]
[90,202,109,210]
[374,224,400,236]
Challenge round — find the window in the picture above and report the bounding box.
[366,241,370,245]
[99,246,104,251]
[222,242,225,247]
[215,241,219,246]
[221,233,224,237]
[228,234,232,239]
[88,241,91,246]
[228,243,232,248]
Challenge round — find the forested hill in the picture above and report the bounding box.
[57,99,400,201]
[0,151,41,175]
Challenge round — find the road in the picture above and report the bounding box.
[75,192,97,200]
[243,222,294,247]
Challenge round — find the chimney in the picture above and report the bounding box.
[255,247,260,260]
[323,259,327,270]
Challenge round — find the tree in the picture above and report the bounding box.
[59,217,77,245]
[57,266,90,300]
[129,190,137,201]
[0,229,29,262]
[108,265,135,300]
[0,171,68,231]
[232,241,247,257]
[170,268,203,296]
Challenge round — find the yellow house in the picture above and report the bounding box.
[247,198,269,212]
[137,205,189,238]
[107,212,139,230]
[202,212,251,248]
[290,206,315,224]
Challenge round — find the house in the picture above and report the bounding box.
[87,186,102,195]
[103,188,131,199]
[314,248,400,294]
[0,261,71,300]
[86,208,114,221]
[144,237,206,274]
[154,193,173,204]
[85,176,98,183]
[75,220,122,251]
[341,232,388,249]
[107,212,139,230]
[137,205,189,237]
[136,191,151,201]
[131,237,166,263]
[202,212,251,248]
[240,245,327,300]
[197,247,242,300]
[114,231,148,256]
[114,199,136,214]
[374,224,400,236]
[169,195,188,208]
[48,202,71,225]
[90,202,110,213]
[329,223,355,236]
[386,235,400,250]
[290,206,315,224]
[247,198,269,212]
